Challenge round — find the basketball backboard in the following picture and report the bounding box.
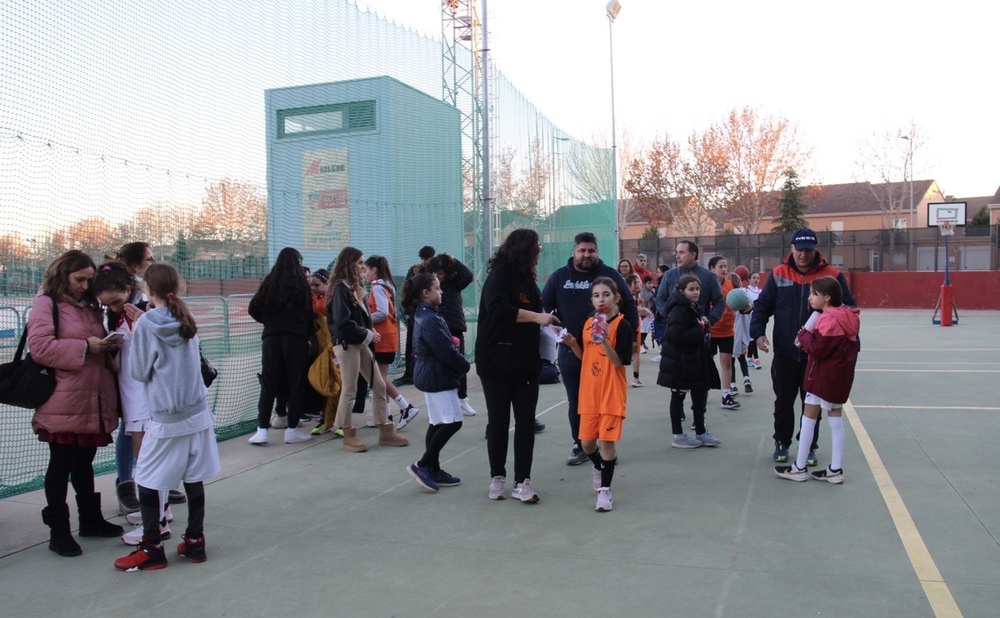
[927,201,966,227]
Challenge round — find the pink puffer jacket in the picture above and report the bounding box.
[26,293,118,436]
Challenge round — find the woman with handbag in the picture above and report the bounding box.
[27,250,124,557]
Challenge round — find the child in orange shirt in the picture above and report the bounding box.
[560,277,633,512]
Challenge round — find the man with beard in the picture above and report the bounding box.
[542,232,639,465]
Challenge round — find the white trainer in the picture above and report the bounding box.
[460,398,476,416]
[248,428,268,445]
[511,478,539,503]
[126,505,173,526]
[596,488,613,512]
[284,427,312,444]
[122,522,171,545]
[488,476,506,500]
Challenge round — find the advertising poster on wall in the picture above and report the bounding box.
[302,148,349,251]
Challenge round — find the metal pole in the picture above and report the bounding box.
[480,0,492,266]
[607,11,619,264]
[908,136,914,269]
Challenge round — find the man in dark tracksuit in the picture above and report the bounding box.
[542,232,638,465]
[749,228,856,464]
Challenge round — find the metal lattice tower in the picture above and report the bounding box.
[442,0,486,280]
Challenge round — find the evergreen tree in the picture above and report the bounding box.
[172,232,191,262]
[773,168,810,233]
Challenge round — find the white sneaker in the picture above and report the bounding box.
[488,476,506,501]
[460,398,476,416]
[270,413,288,429]
[596,487,613,512]
[631,379,645,388]
[651,354,662,363]
[122,522,171,546]
[511,478,539,503]
[126,505,173,526]
[248,428,268,445]
[284,427,312,444]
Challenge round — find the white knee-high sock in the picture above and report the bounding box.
[828,415,845,471]
[795,416,817,470]
[394,394,410,410]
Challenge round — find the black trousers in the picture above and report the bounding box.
[482,374,538,484]
[771,354,820,449]
[257,334,310,429]
[45,442,97,507]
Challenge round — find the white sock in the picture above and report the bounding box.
[795,416,817,470]
[828,415,845,471]
[394,394,410,410]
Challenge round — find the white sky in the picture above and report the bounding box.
[361,0,1000,198]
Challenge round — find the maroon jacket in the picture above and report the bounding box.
[27,293,119,436]
[798,306,861,405]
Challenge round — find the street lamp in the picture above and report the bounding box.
[606,0,621,263]
[901,134,914,268]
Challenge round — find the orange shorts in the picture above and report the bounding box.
[578,412,623,442]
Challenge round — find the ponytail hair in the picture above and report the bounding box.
[401,273,436,316]
[144,263,198,339]
[363,255,394,284]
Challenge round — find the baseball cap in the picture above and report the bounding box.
[791,228,818,251]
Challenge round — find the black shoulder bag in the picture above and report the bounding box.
[0,296,59,408]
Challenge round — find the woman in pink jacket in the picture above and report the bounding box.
[27,250,124,557]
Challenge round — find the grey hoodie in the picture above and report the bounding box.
[129,307,207,423]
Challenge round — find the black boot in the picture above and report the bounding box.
[76,493,124,537]
[41,505,82,557]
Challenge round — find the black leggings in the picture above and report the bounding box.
[138,481,206,543]
[482,375,538,484]
[257,334,310,429]
[45,442,97,507]
[418,421,463,470]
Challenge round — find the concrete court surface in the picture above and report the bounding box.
[0,309,997,617]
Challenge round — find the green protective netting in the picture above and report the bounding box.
[0,0,614,498]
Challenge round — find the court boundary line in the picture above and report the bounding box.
[845,400,963,617]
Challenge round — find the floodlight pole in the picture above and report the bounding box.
[901,133,914,268]
[481,0,492,267]
[606,1,621,264]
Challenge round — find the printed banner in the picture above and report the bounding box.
[302,148,349,251]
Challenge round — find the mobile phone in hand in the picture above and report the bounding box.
[103,332,124,344]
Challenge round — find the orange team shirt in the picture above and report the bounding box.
[577,313,633,418]
[710,277,736,338]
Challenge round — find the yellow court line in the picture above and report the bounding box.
[844,401,963,617]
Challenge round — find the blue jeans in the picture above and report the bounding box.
[558,346,582,448]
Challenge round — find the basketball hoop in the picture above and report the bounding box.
[939,221,955,236]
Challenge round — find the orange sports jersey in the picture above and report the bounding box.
[577,313,631,418]
[710,277,735,338]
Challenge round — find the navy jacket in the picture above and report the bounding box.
[654,262,723,325]
[541,257,638,342]
[749,251,856,361]
[656,290,720,391]
[439,258,474,334]
[413,302,470,393]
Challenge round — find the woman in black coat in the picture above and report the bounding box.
[657,274,721,448]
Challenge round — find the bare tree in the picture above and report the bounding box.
[512,137,550,217]
[856,122,923,257]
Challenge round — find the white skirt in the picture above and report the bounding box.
[424,389,463,425]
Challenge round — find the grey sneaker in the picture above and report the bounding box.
[595,487,613,512]
[671,434,702,449]
[488,476,506,500]
[511,478,540,503]
[775,464,809,481]
[567,446,589,466]
[270,413,288,429]
[697,431,721,447]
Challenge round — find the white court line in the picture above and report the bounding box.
[858,369,1000,373]
[853,405,1000,411]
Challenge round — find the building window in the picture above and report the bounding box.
[278,100,376,138]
